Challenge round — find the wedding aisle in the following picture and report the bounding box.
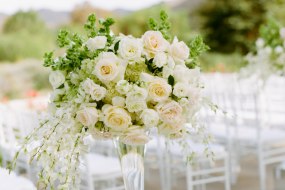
[145,155,285,190]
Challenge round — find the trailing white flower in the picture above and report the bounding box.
[49,70,65,89]
[86,36,107,51]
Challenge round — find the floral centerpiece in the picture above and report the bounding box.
[10,11,213,190]
[241,20,285,82]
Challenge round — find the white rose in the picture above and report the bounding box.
[140,109,159,127]
[121,126,149,145]
[153,52,167,68]
[116,80,132,94]
[169,37,190,63]
[167,56,175,69]
[126,97,147,113]
[76,107,98,127]
[118,37,143,61]
[86,36,107,51]
[173,82,189,98]
[104,106,132,131]
[156,100,183,124]
[93,52,123,82]
[158,122,183,136]
[49,71,65,89]
[112,96,125,107]
[142,31,169,55]
[280,28,285,39]
[148,78,172,102]
[173,65,189,83]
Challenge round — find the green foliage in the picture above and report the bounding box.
[197,0,266,53]
[260,19,283,48]
[3,11,46,34]
[266,0,285,26]
[116,5,192,42]
[187,35,210,68]
[148,10,172,40]
[44,14,115,72]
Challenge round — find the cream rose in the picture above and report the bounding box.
[158,122,183,136]
[153,52,167,68]
[121,126,150,145]
[49,71,65,89]
[140,109,159,127]
[93,52,122,82]
[156,100,183,124]
[142,31,169,54]
[173,82,189,98]
[169,38,190,63]
[76,107,98,127]
[104,106,132,131]
[86,36,107,51]
[148,78,172,102]
[118,37,143,61]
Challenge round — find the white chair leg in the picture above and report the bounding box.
[186,164,193,190]
[258,148,266,190]
[225,154,231,190]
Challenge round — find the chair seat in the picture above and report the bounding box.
[0,168,36,190]
[86,154,121,177]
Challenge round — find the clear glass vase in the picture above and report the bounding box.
[114,139,145,190]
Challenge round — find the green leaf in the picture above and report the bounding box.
[114,40,120,54]
[168,75,175,86]
[84,14,97,37]
[148,10,172,40]
[57,29,70,48]
[189,35,210,58]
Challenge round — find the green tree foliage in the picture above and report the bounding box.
[3,11,46,34]
[197,0,266,54]
[115,5,193,42]
[266,0,285,26]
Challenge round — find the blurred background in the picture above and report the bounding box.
[1,0,285,100]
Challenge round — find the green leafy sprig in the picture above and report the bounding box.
[148,10,172,40]
[260,19,283,48]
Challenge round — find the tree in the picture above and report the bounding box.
[197,0,266,54]
[3,11,46,34]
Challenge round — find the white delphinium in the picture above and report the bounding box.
[81,78,107,101]
[173,82,189,98]
[49,70,65,89]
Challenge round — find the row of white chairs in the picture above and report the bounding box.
[203,73,285,190]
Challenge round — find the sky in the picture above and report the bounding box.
[0,0,170,14]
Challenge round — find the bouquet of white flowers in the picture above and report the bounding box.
[10,11,213,189]
[241,20,285,82]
